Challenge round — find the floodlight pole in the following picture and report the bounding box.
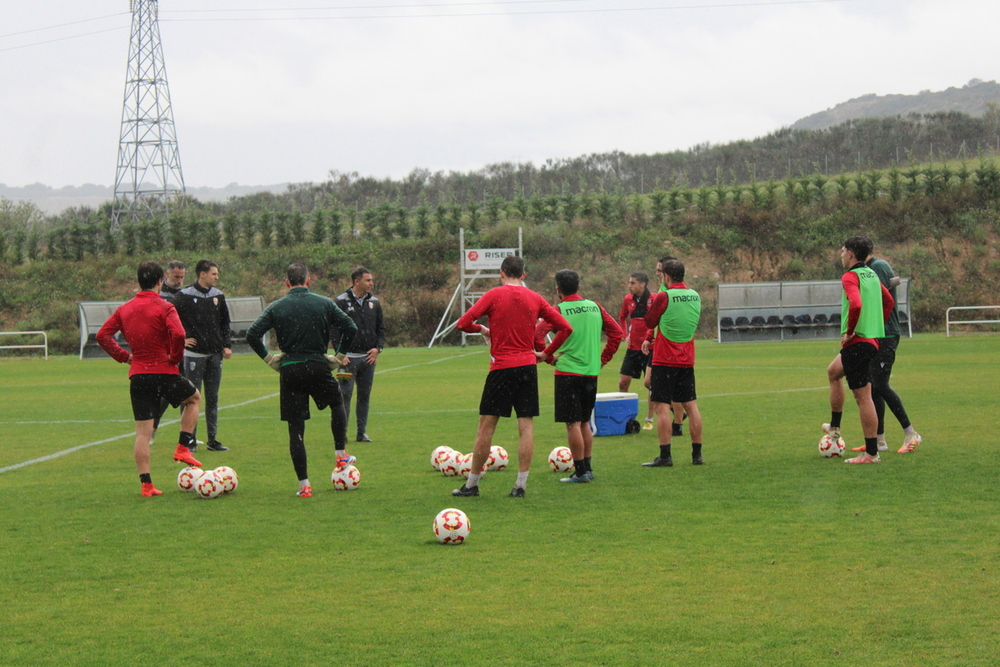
[111,0,186,229]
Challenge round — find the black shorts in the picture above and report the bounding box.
[619,349,649,379]
[130,373,197,421]
[648,365,696,404]
[841,342,877,390]
[280,360,343,422]
[479,365,539,419]
[870,335,899,385]
[553,374,598,423]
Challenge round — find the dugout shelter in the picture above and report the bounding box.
[78,296,267,359]
[717,279,911,343]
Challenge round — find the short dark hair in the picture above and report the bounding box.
[351,266,372,283]
[657,255,676,267]
[138,261,164,290]
[195,259,218,276]
[662,259,685,283]
[555,269,580,296]
[286,263,308,286]
[166,260,185,270]
[500,255,524,279]
[843,235,873,263]
[630,271,648,285]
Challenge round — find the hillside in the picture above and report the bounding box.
[792,79,1000,130]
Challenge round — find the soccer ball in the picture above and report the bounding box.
[819,433,846,458]
[440,450,462,477]
[331,464,361,490]
[195,470,224,499]
[177,467,205,492]
[548,446,574,472]
[431,445,454,471]
[487,445,509,472]
[214,466,238,494]
[433,508,471,545]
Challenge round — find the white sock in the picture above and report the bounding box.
[904,426,916,435]
[645,417,654,422]
[336,449,346,457]
[466,473,482,487]
[877,434,887,443]
[299,479,310,489]
[515,471,529,489]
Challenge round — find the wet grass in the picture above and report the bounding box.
[1,335,998,666]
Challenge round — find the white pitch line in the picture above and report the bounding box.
[0,351,481,475]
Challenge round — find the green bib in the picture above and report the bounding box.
[659,289,701,342]
[556,299,604,376]
[841,266,885,339]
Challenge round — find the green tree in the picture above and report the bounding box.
[413,205,430,238]
[311,209,326,245]
[395,205,410,238]
[289,210,305,244]
[274,212,291,247]
[328,207,342,245]
[258,212,273,248]
[466,201,480,234]
[485,197,504,227]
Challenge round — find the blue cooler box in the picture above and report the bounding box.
[590,392,639,436]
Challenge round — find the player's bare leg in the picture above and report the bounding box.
[173,390,203,467]
[827,354,846,413]
[134,419,155,475]
[516,417,534,473]
[681,400,704,464]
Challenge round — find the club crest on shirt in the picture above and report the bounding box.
[213,297,219,306]
[368,302,374,309]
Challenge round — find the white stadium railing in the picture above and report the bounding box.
[946,306,1000,337]
[0,330,48,359]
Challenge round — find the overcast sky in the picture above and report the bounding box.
[0,0,995,188]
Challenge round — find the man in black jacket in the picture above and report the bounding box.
[330,266,386,443]
[174,259,232,452]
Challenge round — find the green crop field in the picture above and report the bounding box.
[1,335,998,666]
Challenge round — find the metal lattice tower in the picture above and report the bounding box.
[112,0,185,228]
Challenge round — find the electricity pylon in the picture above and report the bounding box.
[111,0,185,228]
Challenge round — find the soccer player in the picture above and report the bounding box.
[860,247,921,453]
[618,272,655,428]
[97,261,202,497]
[174,259,232,452]
[451,255,572,498]
[537,269,623,483]
[822,235,895,464]
[330,266,386,443]
[646,256,687,436]
[640,259,704,467]
[246,263,359,498]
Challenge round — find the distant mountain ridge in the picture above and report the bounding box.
[792,79,1000,130]
[0,182,290,215]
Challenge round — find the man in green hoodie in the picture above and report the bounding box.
[247,263,359,497]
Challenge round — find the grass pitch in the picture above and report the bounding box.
[1,335,998,666]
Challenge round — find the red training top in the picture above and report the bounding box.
[643,283,696,368]
[618,290,651,351]
[457,283,572,371]
[841,269,895,349]
[97,290,186,377]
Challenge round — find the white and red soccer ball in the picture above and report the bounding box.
[332,464,361,490]
[440,450,462,477]
[177,466,205,492]
[548,446,574,472]
[487,446,508,472]
[213,466,239,493]
[433,508,471,545]
[431,446,454,471]
[818,433,846,458]
[194,469,225,499]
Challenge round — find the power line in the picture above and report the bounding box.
[0,26,128,54]
[157,0,852,21]
[0,12,128,40]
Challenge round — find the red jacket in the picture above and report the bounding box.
[97,290,186,377]
[457,284,572,371]
[619,290,652,351]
